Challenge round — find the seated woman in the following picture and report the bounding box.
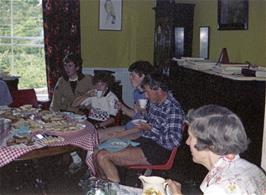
[167,104,266,195]
[49,54,93,114]
[72,72,119,129]
[97,61,154,142]
[49,54,94,172]
[0,80,13,106]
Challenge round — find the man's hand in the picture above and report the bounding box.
[134,121,151,131]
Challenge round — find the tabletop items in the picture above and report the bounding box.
[0,105,98,175]
[0,105,88,147]
[80,177,142,195]
[139,175,171,195]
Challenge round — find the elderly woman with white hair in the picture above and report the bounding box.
[167,104,266,195]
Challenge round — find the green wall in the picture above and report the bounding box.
[192,0,266,67]
[80,0,155,68]
[81,0,266,68]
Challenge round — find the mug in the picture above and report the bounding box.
[138,99,148,109]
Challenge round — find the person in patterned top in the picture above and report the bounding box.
[94,72,185,183]
[167,104,266,195]
[72,72,119,128]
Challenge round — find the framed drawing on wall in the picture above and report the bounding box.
[218,0,248,30]
[199,26,210,59]
[99,0,122,31]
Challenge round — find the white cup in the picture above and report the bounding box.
[4,119,11,131]
[96,90,103,98]
[138,99,148,109]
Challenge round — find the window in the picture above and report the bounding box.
[0,0,47,100]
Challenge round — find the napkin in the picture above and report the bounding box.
[98,138,140,153]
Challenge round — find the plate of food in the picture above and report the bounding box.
[110,140,128,148]
[131,119,147,125]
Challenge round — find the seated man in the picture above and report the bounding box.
[94,72,185,183]
[0,80,13,106]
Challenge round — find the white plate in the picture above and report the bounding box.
[110,141,128,147]
[131,119,147,125]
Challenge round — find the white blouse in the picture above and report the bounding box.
[200,155,266,195]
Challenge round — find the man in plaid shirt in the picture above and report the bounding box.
[95,72,185,183]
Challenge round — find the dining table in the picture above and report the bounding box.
[0,106,99,175]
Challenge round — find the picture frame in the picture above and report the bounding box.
[199,26,210,59]
[218,0,248,30]
[99,0,122,31]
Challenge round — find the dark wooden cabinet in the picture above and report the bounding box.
[170,65,265,166]
[153,1,195,66]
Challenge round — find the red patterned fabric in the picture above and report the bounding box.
[42,0,81,100]
[0,123,99,175]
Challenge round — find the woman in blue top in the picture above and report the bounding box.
[0,80,13,106]
[98,61,154,142]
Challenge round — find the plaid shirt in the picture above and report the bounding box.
[142,93,184,150]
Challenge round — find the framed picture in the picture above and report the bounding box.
[199,26,210,59]
[99,0,122,31]
[218,0,248,30]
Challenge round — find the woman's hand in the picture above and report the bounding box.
[86,89,96,97]
[114,100,123,110]
[115,101,131,116]
[166,179,182,195]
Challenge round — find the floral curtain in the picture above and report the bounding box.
[42,0,81,99]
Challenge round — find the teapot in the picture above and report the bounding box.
[139,175,170,195]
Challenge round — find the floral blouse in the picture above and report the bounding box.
[200,155,266,195]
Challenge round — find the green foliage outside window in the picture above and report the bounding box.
[0,0,46,89]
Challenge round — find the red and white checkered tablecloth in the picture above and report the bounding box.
[0,122,99,175]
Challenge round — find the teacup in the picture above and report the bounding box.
[138,99,148,109]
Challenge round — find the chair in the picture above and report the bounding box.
[119,147,178,186]
[127,146,178,176]
[10,89,38,108]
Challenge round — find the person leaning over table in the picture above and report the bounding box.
[94,72,185,183]
[49,54,94,114]
[0,80,13,106]
[97,60,154,142]
[166,104,266,195]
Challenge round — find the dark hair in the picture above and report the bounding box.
[62,54,83,77]
[93,72,115,86]
[186,104,249,155]
[63,54,83,67]
[141,72,169,92]
[128,61,154,77]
